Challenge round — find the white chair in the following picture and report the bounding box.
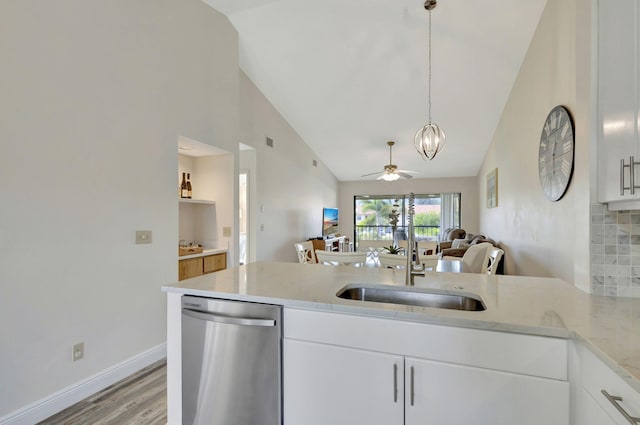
[417,240,438,256]
[316,250,367,267]
[420,254,439,270]
[378,253,408,269]
[398,240,438,258]
[294,241,317,264]
[358,240,390,265]
[460,242,493,273]
[483,247,504,275]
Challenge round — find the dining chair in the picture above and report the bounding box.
[294,241,317,264]
[315,250,367,267]
[483,247,504,275]
[378,252,408,269]
[460,243,493,273]
[398,240,438,257]
[358,240,390,265]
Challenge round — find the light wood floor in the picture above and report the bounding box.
[38,359,167,425]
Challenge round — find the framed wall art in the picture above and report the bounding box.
[487,168,498,208]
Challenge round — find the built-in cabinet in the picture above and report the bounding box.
[597,0,640,207]
[572,342,640,425]
[283,308,570,425]
[284,340,403,424]
[178,252,226,281]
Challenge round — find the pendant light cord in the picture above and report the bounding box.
[427,8,432,125]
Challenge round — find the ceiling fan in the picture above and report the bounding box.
[361,141,417,181]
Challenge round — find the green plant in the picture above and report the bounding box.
[384,245,402,254]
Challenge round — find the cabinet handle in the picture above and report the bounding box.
[631,156,636,195]
[410,366,415,406]
[601,390,640,424]
[393,363,398,403]
[622,158,627,196]
[619,157,639,195]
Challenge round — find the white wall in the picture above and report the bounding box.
[238,72,339,262]
[0,0,238,417]
[477,0,591,288]
[339,177,479,240]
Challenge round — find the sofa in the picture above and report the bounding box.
[438,228,468,252]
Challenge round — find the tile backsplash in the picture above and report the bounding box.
[591,203,640,297]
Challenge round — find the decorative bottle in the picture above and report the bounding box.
[186,173,192,199]
[180,172,188,198]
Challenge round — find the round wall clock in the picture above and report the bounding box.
[538,105,575,201]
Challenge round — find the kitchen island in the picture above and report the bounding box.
[163,261,640,425]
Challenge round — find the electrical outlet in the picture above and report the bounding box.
[135,230,152,244]
[223,226,232,237]
[72,342,84,362]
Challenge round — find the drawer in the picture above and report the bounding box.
[179,257,203,281]
[284,308,567,380]
[203,253,226,274]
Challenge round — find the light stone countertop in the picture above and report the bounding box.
[162,261,640,392]
[177,247,227,260]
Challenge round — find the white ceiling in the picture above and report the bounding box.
[203,0,548,181]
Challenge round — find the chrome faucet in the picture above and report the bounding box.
[405,193,425,286]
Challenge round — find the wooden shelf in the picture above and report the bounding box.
[179,198,215,205]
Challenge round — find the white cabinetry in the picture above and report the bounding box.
[284,340,403,425]
[283,308,569,425]
[405,357,568,424]
[572,342,640,425]
[575,387,618,425]
[597,0,640,207]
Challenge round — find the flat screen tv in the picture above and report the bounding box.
[322,207,339,237]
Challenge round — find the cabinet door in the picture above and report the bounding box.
[598,0,638,203]
[574,387,617,425]
[178,258,203,281]
[580,343,640,425]
[203,253,226,274]
[405,357,569,425]
[283,339,403,425]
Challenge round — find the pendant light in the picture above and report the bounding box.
[414,0,446,160]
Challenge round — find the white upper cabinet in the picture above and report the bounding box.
[598,0,640,207]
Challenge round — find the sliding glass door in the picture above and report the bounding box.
[353,193,460,250]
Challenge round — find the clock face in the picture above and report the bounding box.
[538,105,575,201]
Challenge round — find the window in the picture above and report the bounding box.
[353,193,461,249]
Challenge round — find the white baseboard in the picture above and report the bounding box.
[0,343,167,425]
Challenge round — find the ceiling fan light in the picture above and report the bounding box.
[415,122,446,160]
[382,172,400,181]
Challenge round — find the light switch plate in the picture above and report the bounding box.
[135,230,152,244]
[72,342,84,362]
[223,226,232,237]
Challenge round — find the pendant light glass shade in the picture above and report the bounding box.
[382,172,400,181]
[415,122,446,160]
[415,0,445,161]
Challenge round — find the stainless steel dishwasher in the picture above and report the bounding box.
[181,295,282,425]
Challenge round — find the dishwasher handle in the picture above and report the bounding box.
[183,308,277,327]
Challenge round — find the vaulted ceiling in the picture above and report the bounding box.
[204,0,548,181]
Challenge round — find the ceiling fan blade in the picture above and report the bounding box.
[361,171,383,177]
[397,172,414,179]
[396,169,418,174]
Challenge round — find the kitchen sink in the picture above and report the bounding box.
[336,284,486,311]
